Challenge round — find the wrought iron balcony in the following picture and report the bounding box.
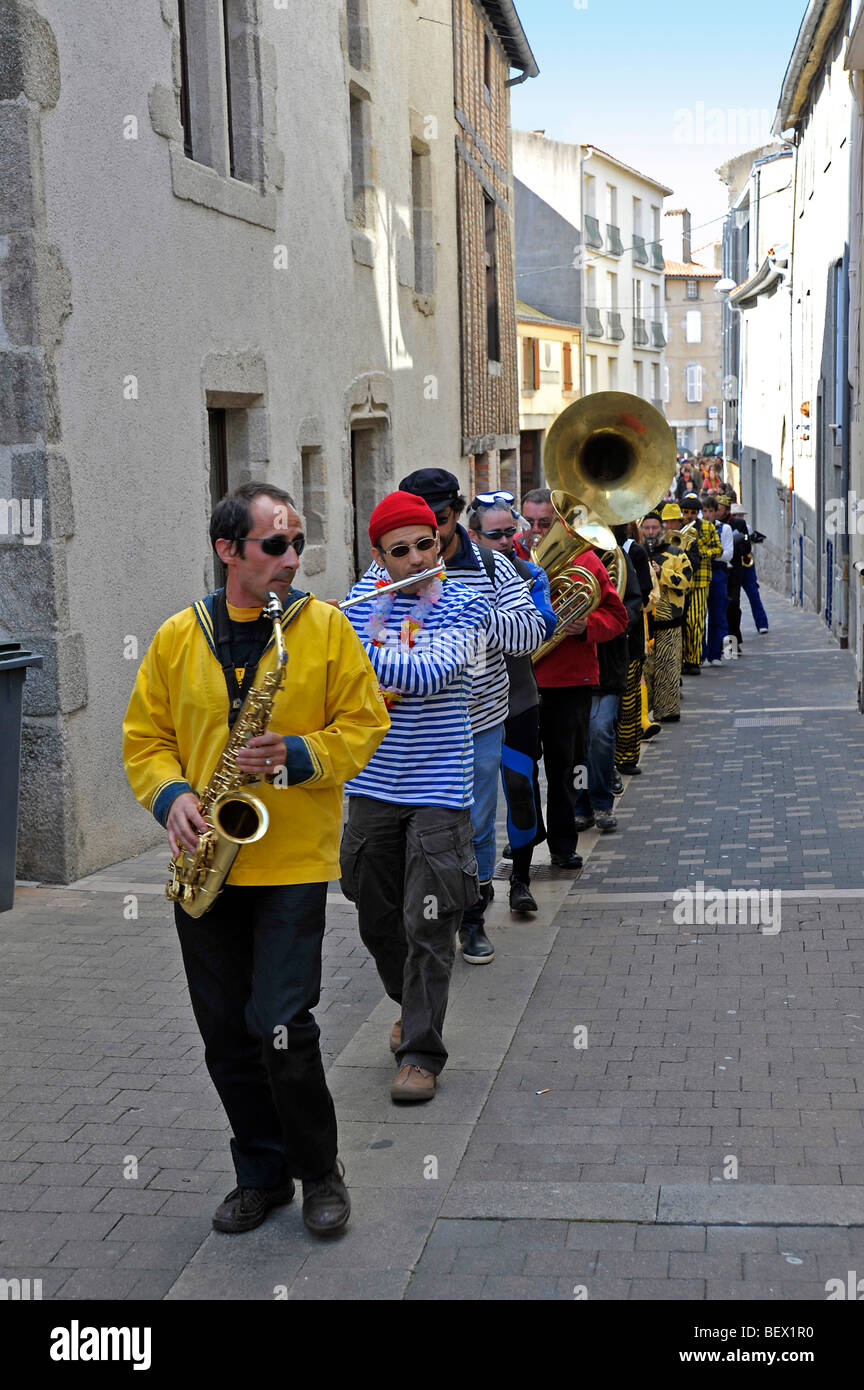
[632,235,649,266]
[651,320,666,348]
[606,224,624,257]
[584,215,604,249]
[607,310,625,341]
[633,315,649,345]
[586,306,604,337]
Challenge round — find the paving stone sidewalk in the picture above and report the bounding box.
[1,586,863,1299]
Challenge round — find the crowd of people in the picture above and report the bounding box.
[121,464,772,1237]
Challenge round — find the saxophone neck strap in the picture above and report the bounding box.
[213,589,270,729]
[192,588,311,727]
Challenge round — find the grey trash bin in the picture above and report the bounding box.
[0,643,43,912]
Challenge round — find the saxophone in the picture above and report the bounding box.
[165,591,288,918]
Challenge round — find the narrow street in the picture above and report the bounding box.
[2,586,863,1300]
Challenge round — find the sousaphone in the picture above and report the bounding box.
[530,394,676,662]
[542,391,677,528]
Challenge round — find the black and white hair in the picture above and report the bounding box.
[210,482,296,557]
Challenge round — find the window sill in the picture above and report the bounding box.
[488,360,503,378]
[352,230,376,267]
[169,146,277,230]
[413,291,435,316]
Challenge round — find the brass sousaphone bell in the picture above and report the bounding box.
[531,392,677,662]
[542,390,678,527]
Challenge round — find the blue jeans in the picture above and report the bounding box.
[741,564,768,630]
[705,568,729,661]
[470,722,505,882]
[573,693,620,815]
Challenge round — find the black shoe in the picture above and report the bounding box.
[616,763,642,775]
[302,1161,350,1237]
[573,813,595,831]
[502,842,513,860]
[212,1180,295,1234]
[550,852,583,870]
[682,663,701,675]
[595,811,618,833]
[459,923,495,963]
[612,772,624,795]
[659,714,680,723]
[509,878,537,913]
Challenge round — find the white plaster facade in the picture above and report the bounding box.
[726,150,795,597]
[512,132,670,406]
[1,0,463,879]
[772,2,852,639]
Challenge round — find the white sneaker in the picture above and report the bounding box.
[758,627,768,634]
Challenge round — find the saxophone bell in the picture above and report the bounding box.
[211,788,269,844]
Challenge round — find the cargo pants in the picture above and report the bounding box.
[339,796,478,1074]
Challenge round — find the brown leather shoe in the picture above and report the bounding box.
[389,1019,402,1054]
[390,1064,436,1103]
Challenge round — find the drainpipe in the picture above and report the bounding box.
[837,251,851,645]
[786,130,800,607]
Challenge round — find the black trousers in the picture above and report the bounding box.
[538,685,592,858]
[174,882,337,1188]
[340,797,477,1074]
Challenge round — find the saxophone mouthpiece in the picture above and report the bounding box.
[265,591,283,621]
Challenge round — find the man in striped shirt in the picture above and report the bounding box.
[339,491,490,1103]
[400,470,546,965]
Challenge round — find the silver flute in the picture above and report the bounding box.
[339,563,446,611]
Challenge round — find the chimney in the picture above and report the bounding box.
[664,208,692,264]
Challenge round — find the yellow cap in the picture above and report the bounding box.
[661,503,682,521]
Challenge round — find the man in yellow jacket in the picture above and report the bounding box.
[123,482,389,1238]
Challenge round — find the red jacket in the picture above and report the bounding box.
[534,548,629,688]
[513,533,533,563]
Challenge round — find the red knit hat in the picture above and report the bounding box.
[368,491,438,548]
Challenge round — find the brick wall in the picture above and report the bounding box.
[453,0,519,457]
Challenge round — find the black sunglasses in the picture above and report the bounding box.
[378,536,438,559]
[243,533,305,557]
[482,526,518,540]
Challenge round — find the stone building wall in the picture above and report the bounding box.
[0,0,461,881]
[452,0,520,479]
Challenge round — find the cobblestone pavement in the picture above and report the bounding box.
[2,586,864,1300]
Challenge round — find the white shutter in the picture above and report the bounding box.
[686,364,703,403]
[662,364,670,403]
[685,309,702,343]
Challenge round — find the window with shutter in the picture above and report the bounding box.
[563,341,573,392]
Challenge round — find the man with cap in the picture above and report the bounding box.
[680,494,722,674]
[725,500,769,639]
[640,510,693,720]
[398,469,546,965]
[701,496,734,663]
[468,501,556,912]
[339,492,491,1103]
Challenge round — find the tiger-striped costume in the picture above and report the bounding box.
[646,546,693,719]
[683,520,721,667]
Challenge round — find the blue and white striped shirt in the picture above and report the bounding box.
[342,575,491,809]
[443,527,547,733]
